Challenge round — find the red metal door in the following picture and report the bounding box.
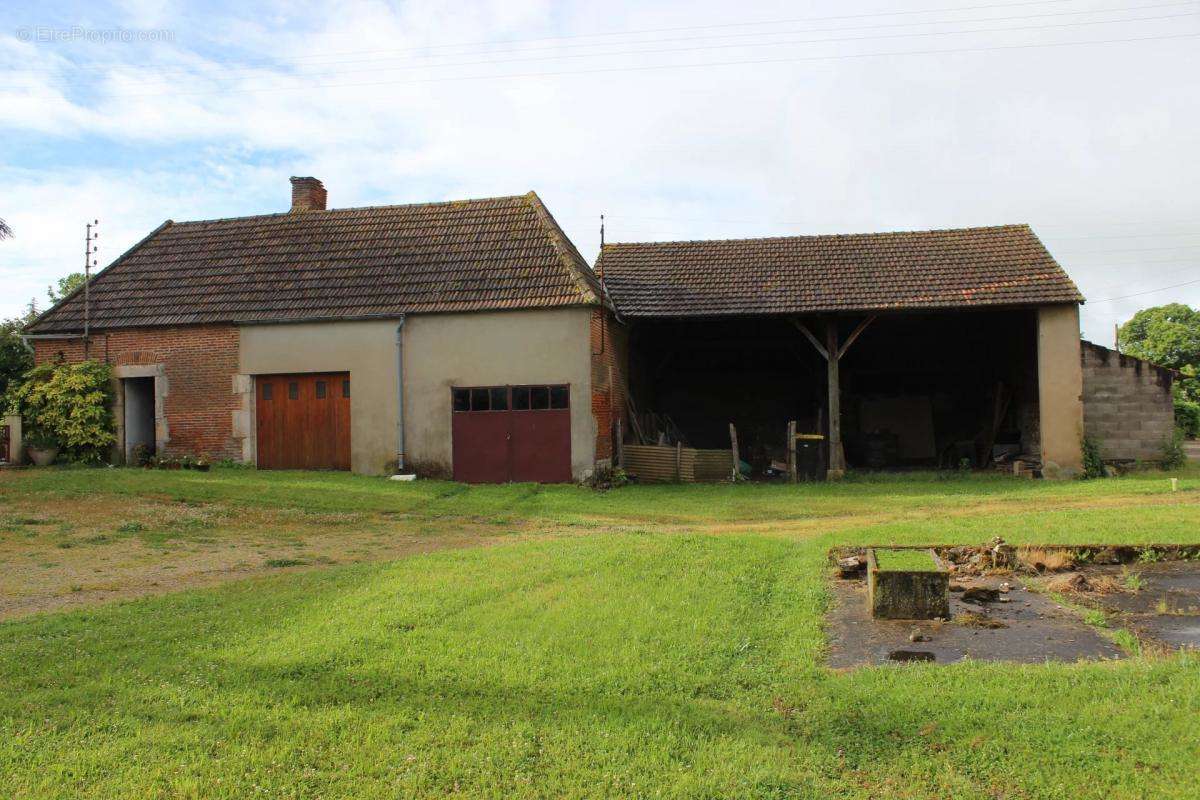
[509,409,571,482]
[451,385,571,483]
[256,373,351,470]
[451,386,510,483]
[451,413,509,483]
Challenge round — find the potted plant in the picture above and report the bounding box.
[131,444,154,468]
[25,429,60,467]
[194,454,211,473]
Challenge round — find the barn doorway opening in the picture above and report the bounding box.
[624,309,1040,476]
[122,377,156,464]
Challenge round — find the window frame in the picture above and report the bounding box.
[452,384,570,413]
[451,385,511,413]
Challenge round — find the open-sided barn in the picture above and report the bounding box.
[25,177,1126,481]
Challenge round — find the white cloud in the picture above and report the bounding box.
[1,0,1197,338]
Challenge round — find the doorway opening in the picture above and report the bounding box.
[123,377,156,464]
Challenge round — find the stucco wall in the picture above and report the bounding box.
[404,307,595,479]
[238,307,595,478]
[1036,304,1085,476]
[1081,340,1175,462]
[239,319,401,475]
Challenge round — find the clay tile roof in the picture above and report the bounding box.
[27,191,601,334]
[597,224,1083,318]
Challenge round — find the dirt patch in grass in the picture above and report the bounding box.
[0,494,542,620]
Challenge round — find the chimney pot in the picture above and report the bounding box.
[290,176,327,212]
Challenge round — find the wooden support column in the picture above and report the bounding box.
[787,420,797,483]
[791,314,876,481]
[729,423,740,481]
[825,320,845,478]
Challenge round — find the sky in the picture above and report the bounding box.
[1,0,1197,341]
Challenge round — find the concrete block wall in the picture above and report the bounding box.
[1081,340,1175,462]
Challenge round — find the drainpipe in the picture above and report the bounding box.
[395,316,406,472]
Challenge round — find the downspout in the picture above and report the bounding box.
[395,316,406,472]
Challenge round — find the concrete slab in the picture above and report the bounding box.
[826,576,1124,668]
[1079,562,1200,650]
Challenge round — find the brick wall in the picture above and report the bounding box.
[1081,340,1175,463]
[590,308,628,465]
[33,325,242,461]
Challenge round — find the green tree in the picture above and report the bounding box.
[0,317,34,408]
[47,272,87,305]
[1118,304,1200,435]
[0,218,11,239]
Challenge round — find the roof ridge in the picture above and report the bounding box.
[171,193,532,227]
[600,223,1033,249]
[524,191,602,306]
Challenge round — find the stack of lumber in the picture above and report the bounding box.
[624,445,695,482]
[694,449,734,481]
[624,445,732,483]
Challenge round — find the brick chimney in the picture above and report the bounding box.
[290,176,327,212]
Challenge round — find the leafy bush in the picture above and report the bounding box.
[23,428,61,450]
[1176,398,1200,439]
[1161,430,1187,471]
[12,360,115,463]
[1081,435,1106,479]
[0,317,35,409]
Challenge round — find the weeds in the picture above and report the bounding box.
[1122,568,1144,591]
[265,558,308,568]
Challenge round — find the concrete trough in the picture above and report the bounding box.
[867,548,950,619]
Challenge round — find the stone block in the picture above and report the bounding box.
[867,549,950,620]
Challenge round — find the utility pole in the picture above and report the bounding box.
[84,220,98,356]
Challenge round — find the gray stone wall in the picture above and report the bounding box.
[1081,341,1175,462]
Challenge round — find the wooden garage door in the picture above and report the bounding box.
[451,384,571,483]
[256,373,351,470]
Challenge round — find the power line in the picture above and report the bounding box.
[1088,277,1200,302]
[11,6,1196,93]
[10,0,1188,82]
[1041,230,1200,240]
[1056,243,1200,254]
[7,0,1095,74]
[1082,264,1200,291]
[11,30,1194,101]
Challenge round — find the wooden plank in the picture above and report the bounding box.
[837,315,876,360]
[791,318,828,360]
[826,321,845,478]
[694,450,733,482]
[614,418,623,468]
[729,423,740,481]
[787,420,797,483]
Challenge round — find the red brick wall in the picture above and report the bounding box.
[590,308,628,464]
[32,325,242,461]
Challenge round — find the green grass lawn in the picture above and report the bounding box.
[2,467,1199,798]
[873,547,939,571]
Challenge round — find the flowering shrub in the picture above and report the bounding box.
[13,360,115,463]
